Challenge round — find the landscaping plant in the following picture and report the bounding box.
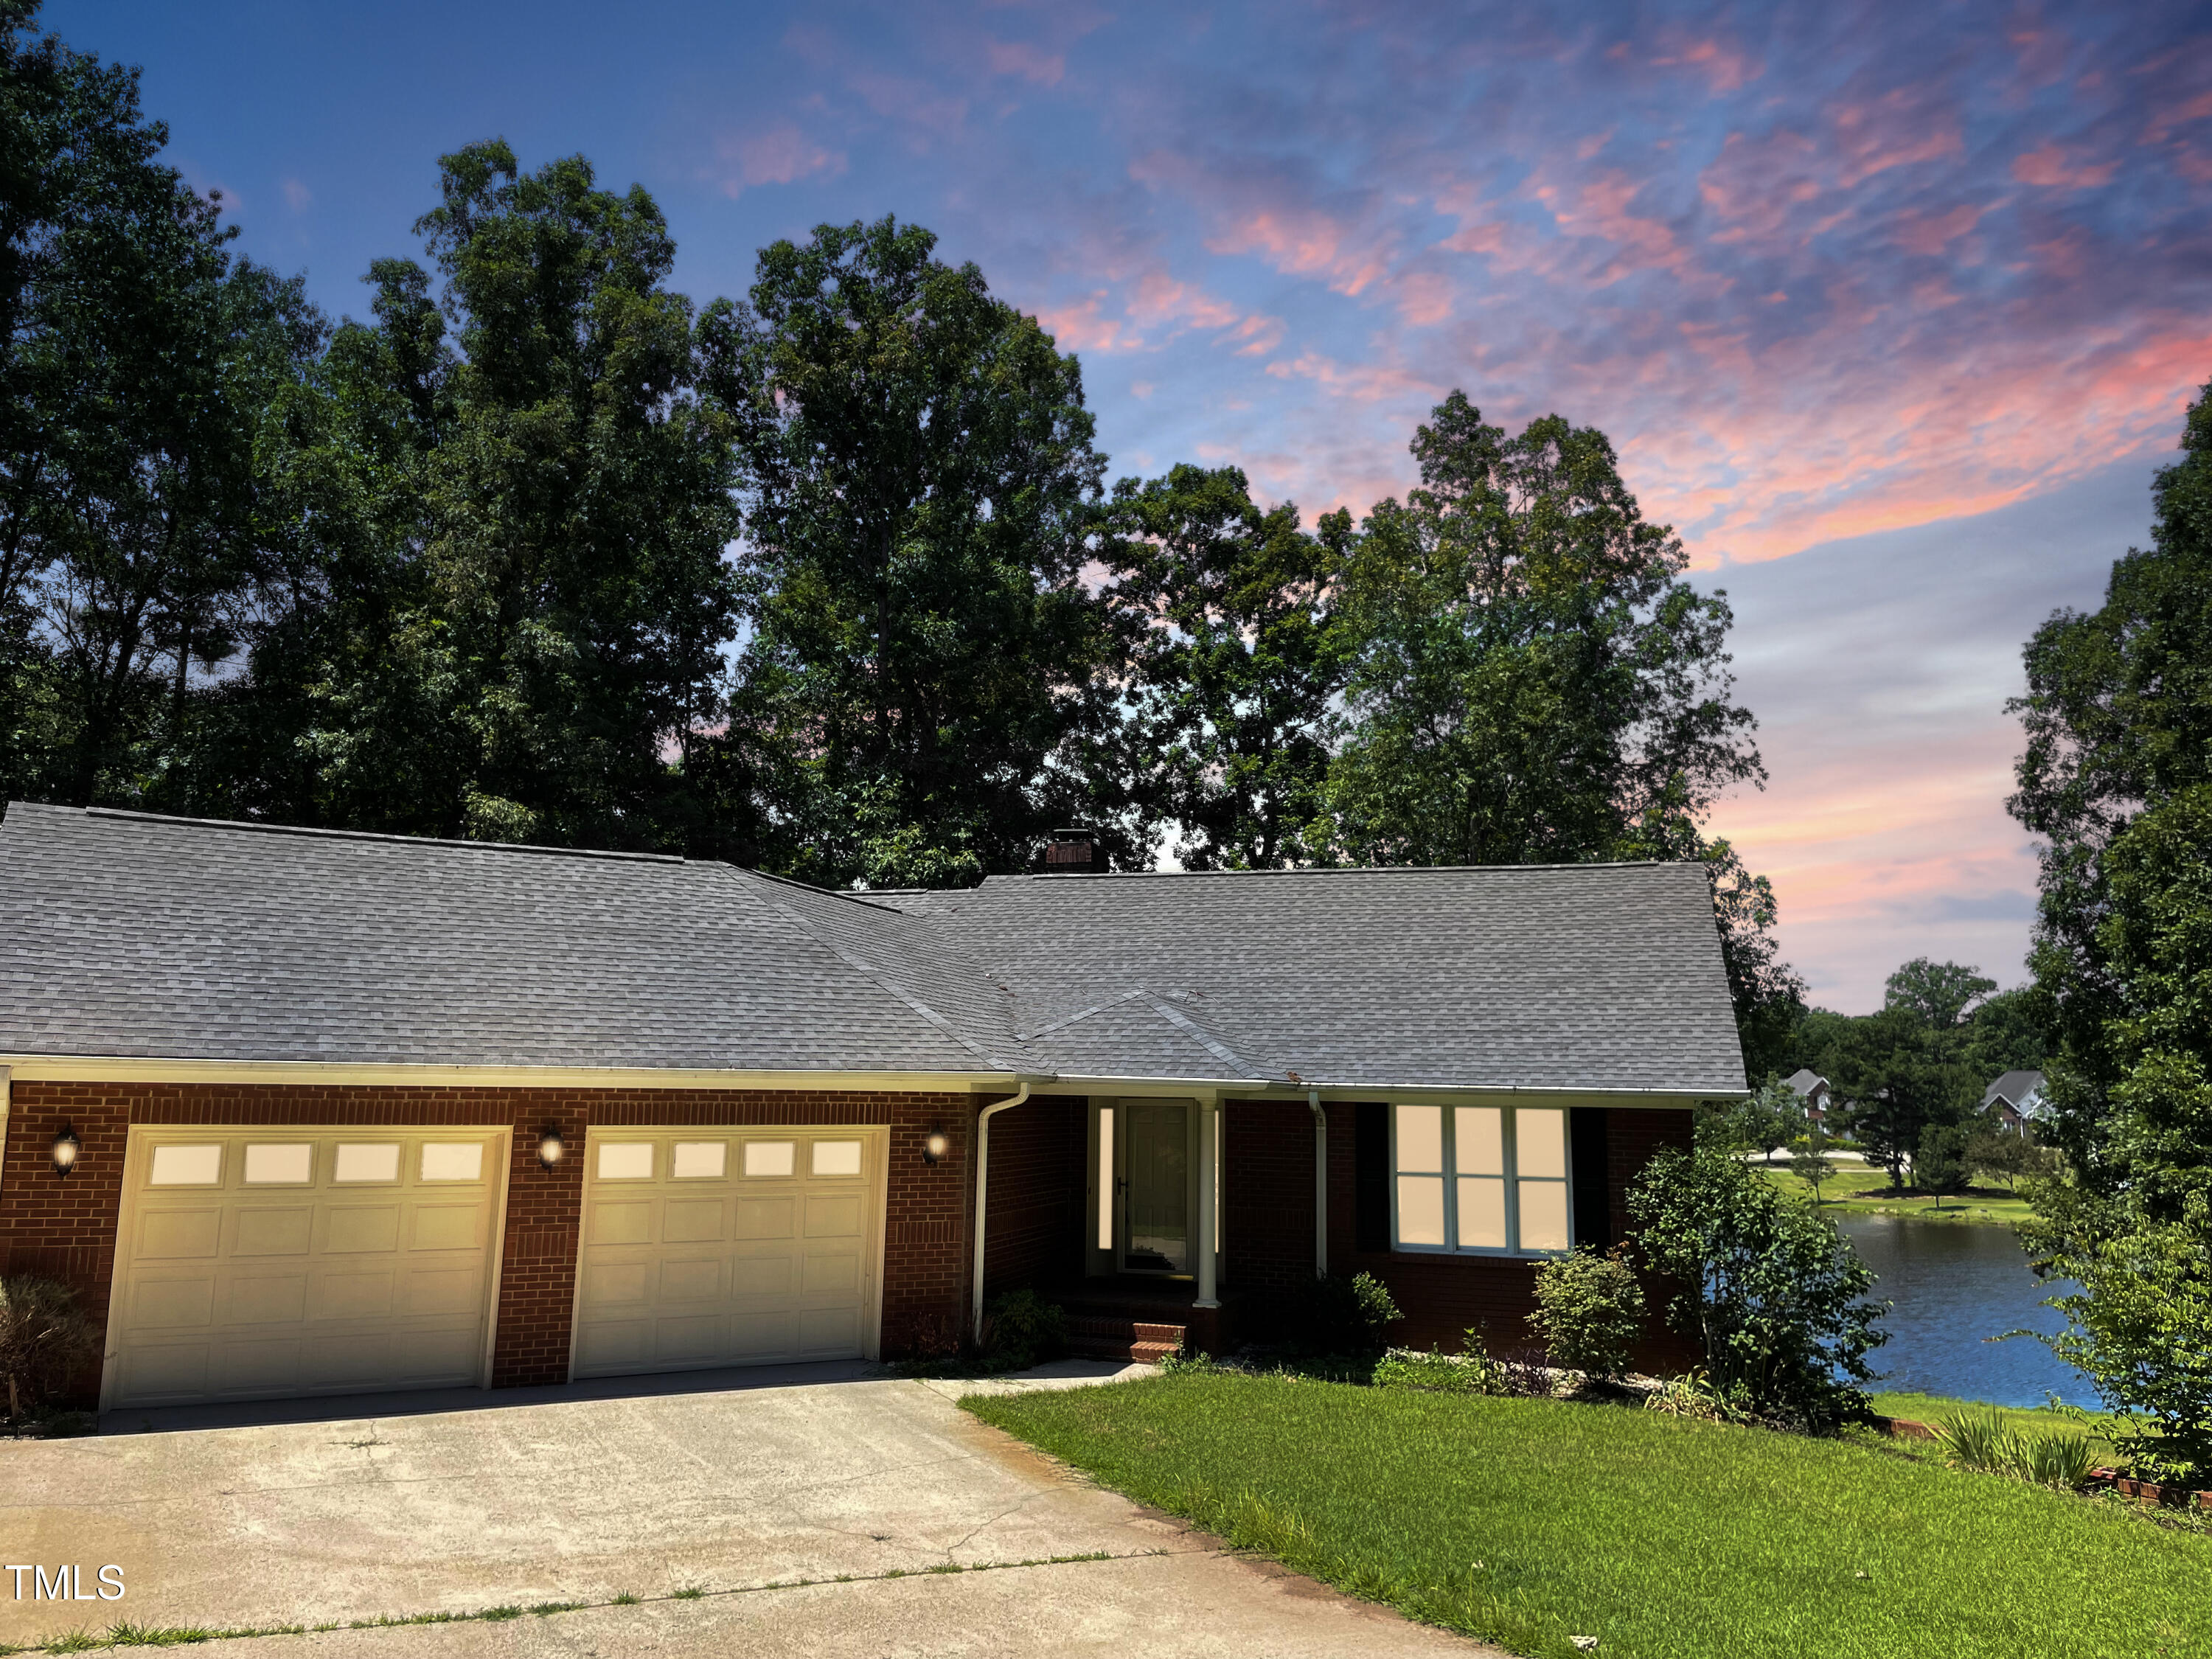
[0,1273,101,1423]
[979,1288,1068,1371]
[1628,1142,1888,1430]
[1293,1271,1403,1357]
[1932,1405,2098,1490]
[1526,1245,1646,1380]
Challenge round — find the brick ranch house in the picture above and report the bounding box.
[0,804,1743,1412]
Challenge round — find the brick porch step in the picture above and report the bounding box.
[1065,1315,1184,1365]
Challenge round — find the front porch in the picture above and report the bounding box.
[974,1092,1700,1370]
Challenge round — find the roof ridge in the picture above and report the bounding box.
[981,859,1692,883]
[59,805,685,865]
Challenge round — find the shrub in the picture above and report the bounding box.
[1291,1272,1402,1357]
[1644,1368,1758,1425]
[1526,1247,1646,1379]
[1372,1349,1490,1394]
[1930,1405,2098,1490]
[0,1273,102,1422]
[980,1288,1067,1371]
[1627,1144,1888,1433]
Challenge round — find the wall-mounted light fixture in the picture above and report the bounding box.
[537,1126,566,1169]
[51,1124,80,1177]
[922,1127,950,1165]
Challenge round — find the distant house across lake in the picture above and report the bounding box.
[1784,1068,1832,1127]
[1980,1069,2048,1135]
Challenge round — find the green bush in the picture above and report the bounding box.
[1291,1272,1403,1357]
[0,1273,102,1422]
[1627,1144,1888,1432]
[1932,1405,2098,1490]
[1372,1349,1490,1394]
[981,1288,1067,1370]
[1526,1246,1646,1379]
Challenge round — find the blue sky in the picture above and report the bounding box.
[45,0,2212,1009]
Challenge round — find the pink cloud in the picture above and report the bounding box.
[2011,142,2118,188]
[714,125,846,196]
[985,38,1065,85]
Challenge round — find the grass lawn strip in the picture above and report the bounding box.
[1756,1165,2037,1225]
[965,1371,2211,1659]
[0,1551,1135,1655]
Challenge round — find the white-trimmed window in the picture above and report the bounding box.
[1391,1105,1571,1255]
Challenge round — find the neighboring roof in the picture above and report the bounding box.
[1982,1069,2048,1111]
[888,863,1744,1093]
[1784,1068,1829,1096]
[0,803,1747,1095]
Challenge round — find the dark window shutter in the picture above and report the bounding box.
[1571,1107,1612,1250]
[1355,1102,1390,1254]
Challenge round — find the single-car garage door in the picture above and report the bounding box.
[572,1127,886,1378]
[106,1126,507,1410]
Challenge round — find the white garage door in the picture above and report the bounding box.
[572,1127,885,1378]
[106,1127,507,1410]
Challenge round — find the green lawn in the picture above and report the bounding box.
[1757,1163,2037,1225]
[967,1372,2210,1659]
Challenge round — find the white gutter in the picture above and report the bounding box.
[1307,1088,1327,1279]
[970,1079,1036,1338]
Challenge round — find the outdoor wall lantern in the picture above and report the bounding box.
[537,1126,566,1169]
[922,1127,950,1165]
[50,1124,80,1177]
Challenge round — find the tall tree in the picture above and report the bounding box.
[2011,377,2212,1183]
[1099,464,1345,869]
[0,0,320,809]
[717,217,1127,888]
[290,143,743,849]
[1324,392,1798,1068]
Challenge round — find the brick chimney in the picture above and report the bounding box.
[1043,827,1100,874]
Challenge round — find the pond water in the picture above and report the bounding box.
[1834,1214,2098,1409]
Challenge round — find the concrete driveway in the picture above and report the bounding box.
[1,1363,1493,1658]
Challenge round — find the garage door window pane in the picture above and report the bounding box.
[672,1141,726,1179]
[812,1140,863,1177]
[743,1141,795,1178]
[422,1143,484,1182]
[334,1144,400,1183]
[150,1144,223,1186]
[597,1142,654,1180]
[243,1144,313,1184]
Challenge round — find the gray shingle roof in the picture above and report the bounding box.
[0,803,1745,1093]
[890,864,1744,1093]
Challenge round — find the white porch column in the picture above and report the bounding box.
[1194,1096,1220,1309]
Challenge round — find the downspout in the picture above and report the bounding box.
[1308,1089,1327,1279]
[970,1079,1035,1340]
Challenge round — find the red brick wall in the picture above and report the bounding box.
[980,1093,1086,1300]
[0,1080,981,1397]
[1224,1099,1322,1295]
[1285,1102,1701,1367]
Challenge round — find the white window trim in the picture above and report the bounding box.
[1388,1104,1573,1258]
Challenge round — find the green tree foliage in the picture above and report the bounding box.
[291,142,743,849]
[1702,1076,1804,1158]
[1627,1144,1886,1431]
[717,216,1124,888]
[1526,1246,1646,1380]
[0,0,321,810]
[2008,381,2212,1471]
[1797,959,1991,1187]
[1961,986,2048,1078]
[1320,392,1799,1070]
[1098,464,1346,869]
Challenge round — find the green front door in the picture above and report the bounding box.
[1121,1099,1190,1273]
